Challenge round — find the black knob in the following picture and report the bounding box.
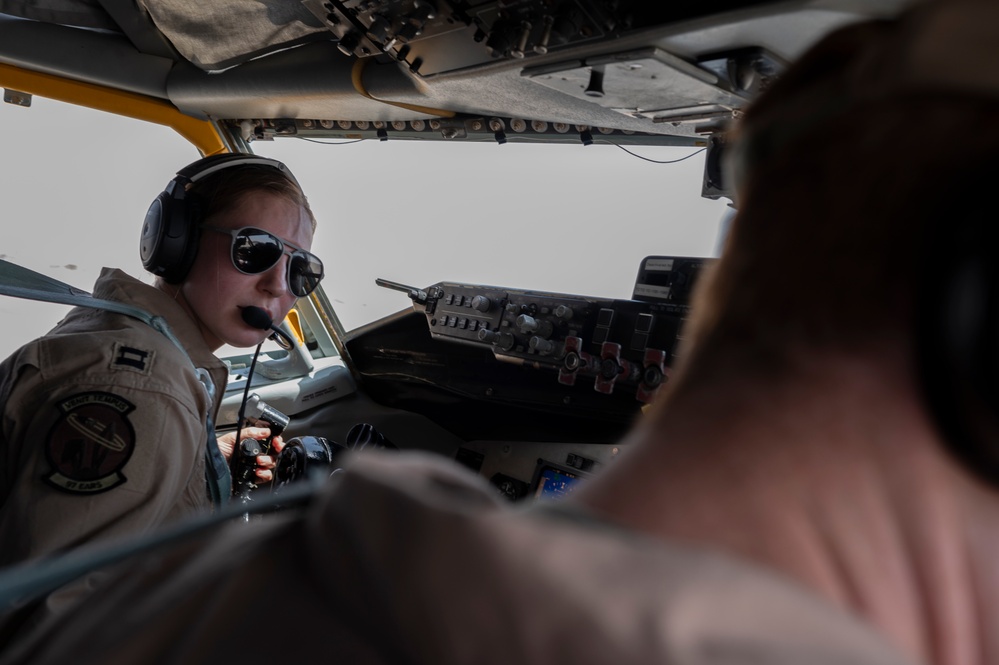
[345,422,395,450]
[412,0,436,22]
[337,31,361,56]
[478,328,515,351]
[600,358,621,380]
[398,22,420,41]
[368,14,392,41]
[471,295,492,312]
[485,28,514,58]
[584,66,605,97]
[642,365,665,388]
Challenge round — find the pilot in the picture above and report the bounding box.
[2,1,997,663]
[0,154,322,629]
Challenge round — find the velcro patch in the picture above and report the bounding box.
[109,342,154,376]
[44,392,136,494]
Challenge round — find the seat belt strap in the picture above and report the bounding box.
[0,258,229,506]
[0,259,188,356]
[0,474,320,613]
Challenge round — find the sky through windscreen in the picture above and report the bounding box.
[0,96,731,359]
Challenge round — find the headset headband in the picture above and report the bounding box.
[175,154,302,190]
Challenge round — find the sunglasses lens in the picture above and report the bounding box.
[232,229,283,274]
[288,252,324,297]
[222,226,323,297]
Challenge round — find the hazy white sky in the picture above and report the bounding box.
[0,96,731,359]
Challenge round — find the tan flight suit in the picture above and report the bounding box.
[0,268,227,566]
[4,452,916,665]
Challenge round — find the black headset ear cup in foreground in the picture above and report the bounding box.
[917,186,999,487]
[139,153,299,284]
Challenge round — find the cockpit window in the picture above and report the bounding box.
[0,96,729,360]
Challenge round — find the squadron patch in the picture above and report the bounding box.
[44,392,136,494]
[110,342,154,375]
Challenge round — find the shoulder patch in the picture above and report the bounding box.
[109,342,155,375]
[44,392,136,494]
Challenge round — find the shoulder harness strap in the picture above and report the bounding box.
[0,259,231,505]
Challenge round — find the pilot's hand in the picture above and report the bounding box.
[253,435,285,484]
[216,428,286,484]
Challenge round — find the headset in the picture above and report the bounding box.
[139,153,301,284]
[916,169,999,487]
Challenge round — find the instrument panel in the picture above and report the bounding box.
[333,256,715,500]
[379,255,710,405]
[455,439,618,501]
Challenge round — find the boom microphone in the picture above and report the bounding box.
[241,306,294,349]
[241,305,273,330]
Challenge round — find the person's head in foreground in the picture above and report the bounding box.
[575,1,999,662]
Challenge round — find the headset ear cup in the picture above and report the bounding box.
[918,199,999,486]
[139,192,169,275]
[173,192,202,282]
[139,180,200,283]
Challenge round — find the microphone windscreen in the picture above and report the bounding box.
[241,306,273,330]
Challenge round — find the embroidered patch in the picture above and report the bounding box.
[44,392,136,494]
[110,342,154,375]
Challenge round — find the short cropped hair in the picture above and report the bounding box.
[674,22,999,389]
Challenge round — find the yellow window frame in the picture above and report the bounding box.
[0,63,227,156]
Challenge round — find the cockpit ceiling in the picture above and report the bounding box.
[0,0,916,141]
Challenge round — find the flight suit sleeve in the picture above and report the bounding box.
[0,345,212,566]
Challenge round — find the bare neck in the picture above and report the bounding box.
[154,278,223,351]
[570,353,999,665]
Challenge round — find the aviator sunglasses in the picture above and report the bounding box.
[202,225,324,297]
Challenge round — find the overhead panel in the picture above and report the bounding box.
[301,0,773,78]
[523,45,783,134]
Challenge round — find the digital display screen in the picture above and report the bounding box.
[533,465,579,500]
